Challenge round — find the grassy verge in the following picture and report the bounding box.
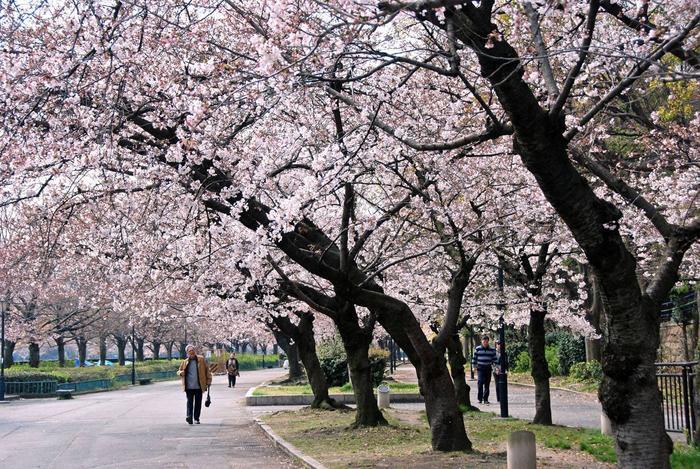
[261,407,620,468]
[252,381,419,396]
[5,359,181,383]
[508,371,599,394]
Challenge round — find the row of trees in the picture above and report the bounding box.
[0,1,697,467]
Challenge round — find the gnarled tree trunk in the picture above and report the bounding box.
[56,336,66,367]
[3,340,14,368]
[336,303,387,427]
[446,331,474,410]
[115,336,127,365]
[273,328,304,381]
[151,340,161,360]
[28,342,40,368]
[76,336,88,366]
[136,338,144,361]
[529,309,552,425]
[99,335,107,365]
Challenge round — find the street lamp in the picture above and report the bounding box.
[496,266,509,418]
[131,323,136,385]
[0,295,7,402]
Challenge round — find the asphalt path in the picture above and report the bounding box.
[0,368,295,469]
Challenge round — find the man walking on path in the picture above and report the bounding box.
[226,352,240,388]
[472,335,498,405]
[177,344,212,424]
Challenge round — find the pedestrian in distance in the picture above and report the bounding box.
[493,339,508,402]
[472,335,498,405]
[177,344,212,425]
[226,352,240,388]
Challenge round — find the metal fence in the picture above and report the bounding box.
[5,370,178,397]
[656,361,696,443]
[5,380,58,395]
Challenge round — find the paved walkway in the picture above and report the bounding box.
[391,364,601,428]
[0,368,295,468]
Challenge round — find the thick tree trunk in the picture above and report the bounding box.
[56,337,66,367]
[3,340,14,368]
[28,342,40,368]
[447,16,678,464]
[136,338,144,361]
[116,336,127,366]
[99,336,107,365]
[335,305,387,427]
[76,337,88,366]
[529,309,552,425]
[586,270,603,362]
[179,341,186,359]
[273,343,278,354]
[273,329,304,381]
[166,341,174,360]
[151,340,161,360]
[446,331,474,410]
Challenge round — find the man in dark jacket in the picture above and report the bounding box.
[472,335,498,405]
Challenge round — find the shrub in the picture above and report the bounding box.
[513,351,531,373]
[545,345,560,376]
[317,337,388,387]
[545,331,585,375]
[369,347,389,386]
[317,336,349,386]
[569,360,602,383]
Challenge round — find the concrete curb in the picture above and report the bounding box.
[254,418,327,469]
[246,386,424,406]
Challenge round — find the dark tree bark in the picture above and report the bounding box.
[446,331,474,410]
[28,342,40,368]
[151,340,161,360]
[273,343,278,355]
[271,312,343,410]
[426,7,698,465]
[335,303,387,427]
[99,335,107,365]
[135,338,144,361]
[76,336,88,366]
[56,336,66,367]
[272,328,304,381]
[179,341,186,359]
[529,309,552,425]
[115,336,127,366]
[3,340,15,368]
[585,269,603,362]
[240,342,248,354]
[166,341,174,360]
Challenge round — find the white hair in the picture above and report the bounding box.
[185,344,195,352]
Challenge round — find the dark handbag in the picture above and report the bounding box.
[205,386,212,407]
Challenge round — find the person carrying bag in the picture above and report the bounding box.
[226,352,240,388]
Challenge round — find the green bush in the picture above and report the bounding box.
[545,331,585,375]
[317,336,349,386]
[513,351,531,373]
[5,359,182,383]
[545,345,560,376]
[569,360,602,383]
[317,336,387,387]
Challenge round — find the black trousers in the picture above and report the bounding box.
[186,389,202,420]
[477,367,492,402]
[228,374,237,387]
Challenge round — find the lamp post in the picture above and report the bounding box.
[0,296,6,402]
[131,323,136,385]
[496,267,509,418]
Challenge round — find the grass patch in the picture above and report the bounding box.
[672,445,700,468]
[262,407,616,468]
[253,381,419,396]
[508,372,599,394]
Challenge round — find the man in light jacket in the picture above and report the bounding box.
[177,345,212,424]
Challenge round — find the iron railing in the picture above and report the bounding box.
[656,361,696,443]
[5,370,178,397]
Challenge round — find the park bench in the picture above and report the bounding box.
[138,378,152,385]
[56,389,73,400]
